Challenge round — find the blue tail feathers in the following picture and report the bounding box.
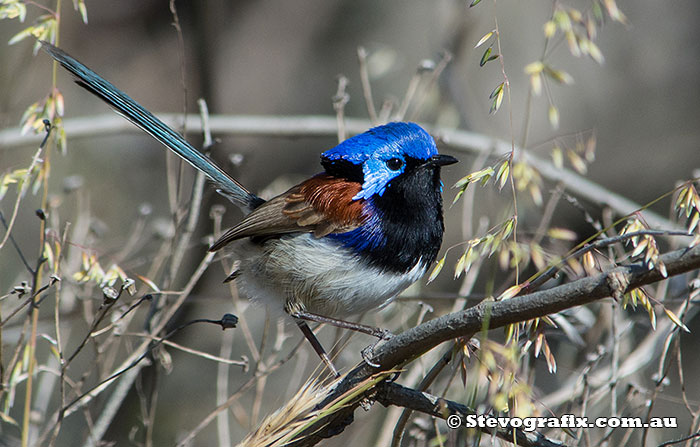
[41,41,263,211]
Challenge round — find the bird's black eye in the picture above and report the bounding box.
[386,158,404,171]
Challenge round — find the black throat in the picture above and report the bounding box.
[363,161,446,274]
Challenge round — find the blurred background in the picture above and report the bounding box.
[1,0,700,446]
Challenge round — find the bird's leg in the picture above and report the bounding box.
[294,319,340,377]
[290,309,393,340]
[290,309,393,369]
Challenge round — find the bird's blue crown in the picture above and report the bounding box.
[321,122,438,200]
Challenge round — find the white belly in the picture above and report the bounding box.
[233,233,426,317]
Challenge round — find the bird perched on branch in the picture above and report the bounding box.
[42,42,457,376]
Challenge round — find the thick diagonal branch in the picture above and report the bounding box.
[288,244,700,446]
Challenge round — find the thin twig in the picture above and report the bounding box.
[395,66,427,120]
[356,47,378,124]
[657,432,700,447]
[333,76,349,142]
[0,211,34,273]
[175,337,307,446]
[216,328,235,447]
[408,50,452,121]
[60,250,217,418]
[0,145,45,251]
[0,279,59,328]
[167,98,213,283]
[390,344,454,447]
[123,332,246,366]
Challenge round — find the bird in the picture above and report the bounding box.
[41,42,457,376]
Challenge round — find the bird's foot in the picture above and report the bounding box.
[361,330,393,368]
[361,345,380,368]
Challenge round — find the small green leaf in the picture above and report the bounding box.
[453,166,495,189]
[529,73,542,96]
[496,160,509,189]
[499,284,522,300]
[664,308,690,333]
[57,126,68,155]
[44,241,55,271]
[603,0,628,24]
[74,0,89,24]
[586,16,597,40]
[479,46,493,67]
[592,2,604,23]
[475,30,494,48]
[489,82,503,99]
[648,306,656,330]
[529,184,543,206]
[675,186,689,211]
[568,8,583,23]
[490,85,505,114]
[0,409,18,427]
[546,227,577,241]
[586,39,604,64]
[452,188,465,205]
[543,20,556,38]
[427,256,446,283]
[524,61,544,75]
[548,105,559,129]
[567,149,587,174]
[454,252,467,279]
[0,182,7,202]
[8,25,35,45]
[501,217,515,240]
[551,146,563,169]
[469,0,482,7]
[553,10,572,31]
[585,134,597,162]
[484,54,499,65]
[0,2,27,21]
[545,66,574,85]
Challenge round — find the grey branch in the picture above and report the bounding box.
[286,243,700,446]
[0,114,677,231]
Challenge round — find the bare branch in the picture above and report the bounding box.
[287,243,700,446]
[0,115,678,231]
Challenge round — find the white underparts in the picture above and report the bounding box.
[233,233,426,318]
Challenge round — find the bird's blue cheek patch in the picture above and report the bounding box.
[353,159,404,201]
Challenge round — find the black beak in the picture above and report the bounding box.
[425,154,458,167]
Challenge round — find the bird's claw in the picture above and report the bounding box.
[362,328,393,368]
[361,345,381,368]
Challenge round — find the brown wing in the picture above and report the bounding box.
[209,175,366,251]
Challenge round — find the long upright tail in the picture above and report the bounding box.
[41,41,263,211]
